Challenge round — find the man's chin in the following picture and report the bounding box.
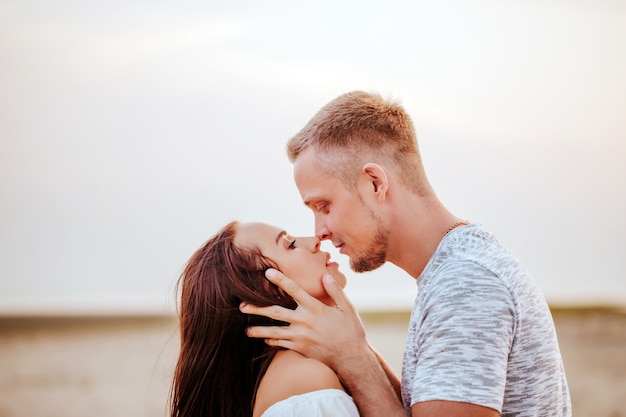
[349,256,386,273]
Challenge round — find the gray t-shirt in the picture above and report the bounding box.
[401,224,571,416]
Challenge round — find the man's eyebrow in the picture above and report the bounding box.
[275,230,287,245]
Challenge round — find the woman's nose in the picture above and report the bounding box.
[302,236,321,252]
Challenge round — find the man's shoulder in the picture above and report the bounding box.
[431,224,525,280]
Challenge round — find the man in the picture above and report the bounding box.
[240,91,571,417]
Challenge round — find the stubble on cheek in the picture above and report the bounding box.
[349,230,387,273]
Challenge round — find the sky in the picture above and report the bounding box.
[1,0,625,314]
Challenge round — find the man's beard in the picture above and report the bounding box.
[350,219,388,273]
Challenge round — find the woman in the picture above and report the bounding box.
[169,221,363,417]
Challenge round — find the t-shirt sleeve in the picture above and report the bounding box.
[410,261,516,412]
[261,389,360,417]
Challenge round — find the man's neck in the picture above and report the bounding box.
[385,196,459,279]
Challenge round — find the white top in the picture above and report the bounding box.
[261,389,359,417]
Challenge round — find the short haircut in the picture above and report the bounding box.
[286,91,431,194]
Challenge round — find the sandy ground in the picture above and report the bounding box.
[0,308,624,417]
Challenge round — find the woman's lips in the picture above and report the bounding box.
[325,253,339,268]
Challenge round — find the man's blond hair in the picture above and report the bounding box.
[286,91,432,195]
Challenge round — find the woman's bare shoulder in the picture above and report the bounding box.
[268,349,344,390]
[253,350,345,417]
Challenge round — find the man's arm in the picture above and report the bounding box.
[371,346,402,400]
[240,270,408,417]
[240,270,499,417]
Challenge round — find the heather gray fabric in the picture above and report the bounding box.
[401,224,571,416]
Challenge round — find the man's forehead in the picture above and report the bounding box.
[293,146,347,202]
[294,149,320,182]
[293,146,320,175]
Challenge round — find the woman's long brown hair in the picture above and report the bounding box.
[169,221,297,417]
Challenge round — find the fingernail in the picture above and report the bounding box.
[239,302,248,311]
[323,274,335,283]
[265,268,277,279]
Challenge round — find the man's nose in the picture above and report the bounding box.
[315,225,331,241]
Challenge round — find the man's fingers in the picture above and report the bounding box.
[239,303,294,323]
[322,274,352,311]
[246,325,298,351]
[250,329,295,350]
[266,268,299,295]
[265,268,318,306]
[264,337,293,350]
[245,324,291,341]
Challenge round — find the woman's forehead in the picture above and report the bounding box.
[234,222,280,248]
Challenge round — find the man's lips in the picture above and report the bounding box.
[335,242,345,254]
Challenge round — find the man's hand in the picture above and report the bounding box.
[242,268,408,417]
[239,268,368,370]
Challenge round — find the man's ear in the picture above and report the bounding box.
[361,163,388,202]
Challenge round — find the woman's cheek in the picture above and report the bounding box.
[302,276,327,299]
